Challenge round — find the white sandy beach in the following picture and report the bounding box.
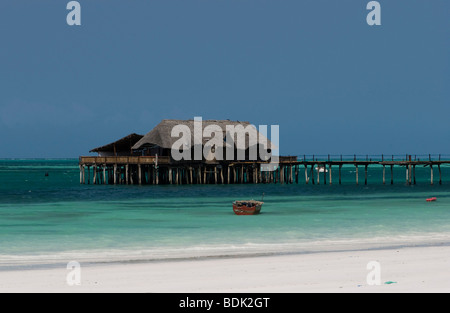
[0,245,449,293]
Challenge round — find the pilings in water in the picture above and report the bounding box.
[79,155,449,186]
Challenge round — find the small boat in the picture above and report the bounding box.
[232,200,264,215]
[426,197,437,202]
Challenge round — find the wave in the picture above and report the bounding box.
[1,232,450,271]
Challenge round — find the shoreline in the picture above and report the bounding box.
[2,234,450,271]
[1,244,449,292]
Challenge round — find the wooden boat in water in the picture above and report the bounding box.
[232,200,264,215]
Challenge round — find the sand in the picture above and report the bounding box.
[0,245,449,293]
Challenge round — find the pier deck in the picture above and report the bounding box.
[78,155,450,185]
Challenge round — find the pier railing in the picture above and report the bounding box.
[79,156,171,165]
[296,154,450,162]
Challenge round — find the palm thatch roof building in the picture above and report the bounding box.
[80,119,283,186]
[90,133,143,157]
[132,119,272,162]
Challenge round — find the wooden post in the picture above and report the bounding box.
[316,165,320,185]
[114,164,117,185]
[130,166,134,185]
[430,164,434,185]
[355,165,359,185]
[221,167,224,184]
[155,155,159,185]
[390,165,394,185]
[138,164,142,185]
[169,167,173,184]
[329,164,332,185]
[93,165,97,185]
[227,166,230,184]
[405,165,409,184]
[438,164,442,185]
[81,165,85,184]
[311,165,315,185]
[365,164,368,185]
[382,165,386,185]
[339,164,342,185]
[413,165,416,185]
[295,165,299,184]
[280,166,284,184]
[323,164,326,185]
[305,165,309,184]
[214,166,218,184]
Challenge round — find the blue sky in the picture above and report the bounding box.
[0,1,448,158]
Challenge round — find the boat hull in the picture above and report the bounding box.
[232,201,263,215]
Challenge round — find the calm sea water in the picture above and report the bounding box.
[1,159,450,267]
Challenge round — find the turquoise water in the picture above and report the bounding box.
[1,159,450,267]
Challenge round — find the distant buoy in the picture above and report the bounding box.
[426,197,437,202]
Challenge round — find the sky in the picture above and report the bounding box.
[0,0,448,158]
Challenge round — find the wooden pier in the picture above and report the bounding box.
[79,155,450,186]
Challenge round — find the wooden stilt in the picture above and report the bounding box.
[138,164,142,185]
[438,164,442,185]
[390,165,394,185]
[130,166,134,185]
[305,165,309,184]
[339,164,342,185]
[430,165,434,185]
[364,164,368,185]
[316,165,320,185]
[382,165,386,185]
[329,164,332,185]
[406,166,409,185]
[355,165,359,185]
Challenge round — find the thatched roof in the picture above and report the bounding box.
[132,119,273,150]
[90,133,144,153]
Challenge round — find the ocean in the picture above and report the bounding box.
[1,159,450,269]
